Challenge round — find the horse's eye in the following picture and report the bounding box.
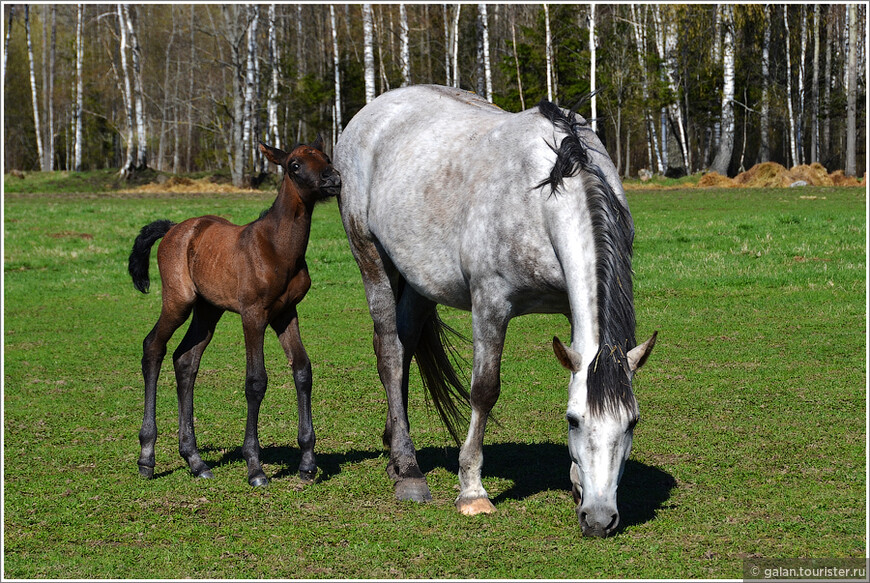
[627,417,640,431]
[566,414,580,430]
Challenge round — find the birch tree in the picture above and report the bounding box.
[44,6,56,170]
[710,5,735,176]
[399,4,411,87]
[73,4,84,172]
[845,4,857,177]
[330,5,342,140]
[544,4,553,102]
[810,5,820,163]
[26,6,46,171]
[242,5,259,173]
[118,5,136,176]
[760,5,771,163]
[3,5,14,83]
[476,4,492,102]
[443,4,451,86]
[452,4,461,88]
[363,4,376,103]
[630,4,663,174]
[783,7,797,167]
[267,5,280,152]
[123,5,147,169]
[589,4,596,132]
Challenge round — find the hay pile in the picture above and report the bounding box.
[120,176,258,194]
[700,162,865,188]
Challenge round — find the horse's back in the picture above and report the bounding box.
[336,86,570,309]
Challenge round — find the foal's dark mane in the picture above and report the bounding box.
[537,98,638,418]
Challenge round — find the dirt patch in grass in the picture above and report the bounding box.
[118,176,259,195]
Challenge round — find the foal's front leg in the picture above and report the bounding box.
[242,316,270,487]
[272,308,317,481]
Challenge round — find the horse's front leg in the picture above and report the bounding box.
[241,316,270,487]
[456,300,510,515]
[272,308,317,481]
[173,300,223,479]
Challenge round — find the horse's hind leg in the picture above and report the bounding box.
[138,302,193,478]
[173,300,224,479]
[272,308,317,481]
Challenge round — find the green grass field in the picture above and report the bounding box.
[3,183,866,578]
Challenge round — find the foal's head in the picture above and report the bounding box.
[260,136,341,200]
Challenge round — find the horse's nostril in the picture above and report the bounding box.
[606,513,619,533]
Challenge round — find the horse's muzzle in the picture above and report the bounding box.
[577,504,620,538]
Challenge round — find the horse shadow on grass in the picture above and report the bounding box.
[415,442,677,530]
[176,441,675,530]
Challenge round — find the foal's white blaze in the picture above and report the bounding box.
[554,333,656,537]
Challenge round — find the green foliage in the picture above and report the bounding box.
[3,185,865,578]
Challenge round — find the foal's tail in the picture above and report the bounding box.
[128,220,176,293]
[416,310,471,444]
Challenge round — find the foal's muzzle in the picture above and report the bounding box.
[321,169,341,197]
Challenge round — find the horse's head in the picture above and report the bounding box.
[553,332,657,537]
[260,136,341,199]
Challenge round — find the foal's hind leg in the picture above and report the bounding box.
[173,300,224,479]
[138,302,194,478]
[272,307,317,481]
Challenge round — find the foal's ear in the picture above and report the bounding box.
[259,142,288,168]
[553,337,583,373]
[310,134,325,153]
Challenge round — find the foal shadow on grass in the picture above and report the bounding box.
[416,442,676,530]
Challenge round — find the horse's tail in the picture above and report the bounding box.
[415,310,471,444]
[128,220,176,293]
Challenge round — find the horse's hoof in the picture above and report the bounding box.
[394,478,432,502]
[138,465,154,479]
[249,475,270,488]
[299,469,317,482]
[456,497,496,516]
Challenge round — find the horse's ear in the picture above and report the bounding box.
[553,336,582,373]
[627,331,657,374]
[259,142,288,167]
[310,134,325,153]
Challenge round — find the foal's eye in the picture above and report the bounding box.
[290,161,300,172]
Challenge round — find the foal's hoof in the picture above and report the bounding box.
[456,497,496,516]
[394,478,432,502]
[249,475,270,488]
[138,465,155,479]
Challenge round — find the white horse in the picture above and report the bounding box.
[335,85,656,537]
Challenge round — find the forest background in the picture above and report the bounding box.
[2,2,866,187]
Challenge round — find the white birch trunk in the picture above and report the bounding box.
[118,5,135,175]
[123,5,147,169]
[452,4,461,88]
[47,6,56,170]
[810,5,820,164]
[26,7,46,171]
[589,4,596,132]
[330,5,342,138]
[822,7,832,162]
[797,6,807,164]
[478,4,492,102]
[443,4,451,85]
[760,5,771,163]
[710,5,735,176]
[268,5,280,151]
[242,5,257,172]
[3,6,14,83]
[659,7,689,171]
[363,4,376,103]
[73,4,84,172]
[845,4,857,177]
[783,7,797,167]
[510,10,525,109]
[544,4,553,102]
[400,4,411,87]
[630,4,662,174]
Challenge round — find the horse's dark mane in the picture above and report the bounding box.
[537,98,637,418]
